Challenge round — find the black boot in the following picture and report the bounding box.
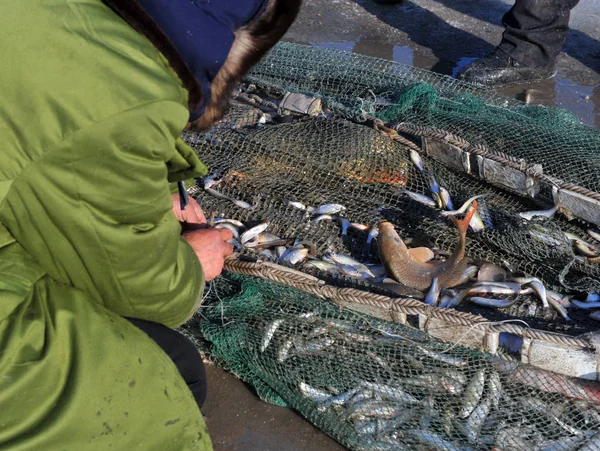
[456,49,556,86]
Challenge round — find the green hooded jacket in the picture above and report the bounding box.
[0,1,214,449]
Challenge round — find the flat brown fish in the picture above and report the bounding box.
[378,202,477,290]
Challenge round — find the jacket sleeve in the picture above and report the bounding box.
[5,101,208,327]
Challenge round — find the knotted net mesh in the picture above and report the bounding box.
[180,42,600,450]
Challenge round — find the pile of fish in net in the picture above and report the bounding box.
[184,273,600,451]
[179,42,600,450]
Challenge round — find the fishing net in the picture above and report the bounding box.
[179,42,600,450]
[182,273,600,451]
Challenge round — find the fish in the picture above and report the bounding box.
[513,277,550,312]
[337,264,368,279]
[469,210,486,232]
[360,381,420,405]
[409,149,425,172]
[519,205,558,220]
[200,173,222,189]
[337,217,350,236]
[279,247,310,265]
[239,222,270,244]
[529,224,567,248]
[298,380,332,402]
[455,265,479,285]
[293,337,335,354]
[348,400,405,419]
[284,199,308,210]
[304,260,339,273]
[213,218,245,228]
[277,339,294,362]
[213,222,240,240]
[440,187,454,210]
[312,204,346,215]
[350,222,370,232]
[426,172,443,208]
[424,277,441,305]
[317,387,362,410]
[477,263,507,282]
[587,229,600,243]
[441,194,488,217]
[487,371,503,410]
[571,300,600,309]
[465,397,492,443]
[260,319,284,352]
[377,202,478,290]
[540,433,594,451]
[586,292,600,302]
[406,430,463,451]
[399,189,437,208]
[459,369,486,419]
[205,187,257,210]
[579,433,600,451]
[415,346,468,368]
[311,214,334,224]
[469,297,519,309]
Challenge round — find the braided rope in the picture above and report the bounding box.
[222,257,592,350]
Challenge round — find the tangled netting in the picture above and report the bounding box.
[180,42,600,450]
[182,273,600,451]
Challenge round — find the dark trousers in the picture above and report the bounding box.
[127,317,207,408]
[498,0,580,70]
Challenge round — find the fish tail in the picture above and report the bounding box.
[452,200,478,235]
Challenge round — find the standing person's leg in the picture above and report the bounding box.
[457,0,580,85]
[127,317,208,408]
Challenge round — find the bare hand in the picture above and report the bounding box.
[182,228,234,281]
[171,193,207,225]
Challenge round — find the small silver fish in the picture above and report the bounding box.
[360,382,420,405]
[284,199,308,210]
[311,214,334,224]
[213,222,240,240]
[441,194,488,216]
[337,217,350,236]
[459,369,486,419]
[400,189,437,208]
[439,186,454,210]
[540,433,594,451]
[312,204,346,215]
[277,339,294,362]
[469,210,486,232]
[469,296,519,309]
[587,229,600,243]
[513,277,550,311]
[409,149,425,172]
[317,387,361,410]
[239,222,270,244]
[586,292,600,302]
[487,371,503,410]
[407,430,463,451]
[348,400,404,419]
[298,380,332,402]
[337,264,369,279]
[213,218,244,228]
[304,260,339,273]
[280,248,310,265]
[455,265,479,285]
[260,319,284,352]
[201,173,222,189]
[424,277,441,306]
[365,226,379,251]
[293,337,335,354]
[465,397,491,443]
[571,299,600,309]
[415,346,468,368]
[519,205,558,220]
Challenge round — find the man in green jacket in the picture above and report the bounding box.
[0,1,300,449]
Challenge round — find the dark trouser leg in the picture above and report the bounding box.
[498,0,580,70]
[126,317,207,408]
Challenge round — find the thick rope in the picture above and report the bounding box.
[223,257,592,350]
